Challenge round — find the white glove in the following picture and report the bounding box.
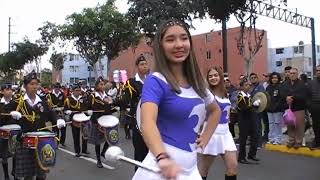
[10,111,22,120]
[65,110,72,115]
[57,119,66,129]
[87,110,93,116]
[252,99,261,107]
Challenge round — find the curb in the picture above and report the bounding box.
[265,144,320,158]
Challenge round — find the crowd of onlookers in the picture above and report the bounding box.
[226,65,320,149]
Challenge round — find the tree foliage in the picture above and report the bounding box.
[59,0,140,73]
[127,0,248,37]
[0,39,48,80]
[49,53,65,71]
[40,68,52,87]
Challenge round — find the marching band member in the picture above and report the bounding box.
[46,82,67,146]
[119,55,150,169]
[9,71,66,180]
[237,78,260,164]
[64,83,89,157]
[87,77,112,168]
[132,19,221,180]
[198,67,237,180]
[0,83,15,180]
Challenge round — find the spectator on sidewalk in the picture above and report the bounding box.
[266,72,285,145]
[282,68,308,148]
[307,65,320,149]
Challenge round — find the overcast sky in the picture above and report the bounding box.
[0,0,318,69]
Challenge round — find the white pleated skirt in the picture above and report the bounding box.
[132,143,202,180]
[199,123,237,156]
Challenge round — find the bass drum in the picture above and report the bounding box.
[136,100,142,133]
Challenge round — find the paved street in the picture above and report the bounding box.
[1,126,319,180]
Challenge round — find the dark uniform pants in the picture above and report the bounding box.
[311,107,320,145]
[238,110,258,160]
[132,126,148,171]
[71,125,88,154]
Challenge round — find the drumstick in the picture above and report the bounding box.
[105,146,160,173]
[65,109,116,113]
[0,113,33,118]
[37,121,72,131]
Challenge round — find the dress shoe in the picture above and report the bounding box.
[293,143,302,149]
[82,151,90,155]
[238,159,253,164]
[310,143,320,150]
[248,156,260,161]
[287,142,294,148]
[97,161,103,168]
[75,153,81,157]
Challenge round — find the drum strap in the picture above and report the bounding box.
[16,96,36,123]
[90,94,104,105]
[124,81,136,99]
[65,98,80,110]
[46,94,57,108]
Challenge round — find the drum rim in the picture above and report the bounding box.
[23,132,56,137]
[0,124,21,130]
[72,119,90,122]
[73,113,91,121]
[98,115,119,127]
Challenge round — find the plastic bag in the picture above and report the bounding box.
[283,106,296,127]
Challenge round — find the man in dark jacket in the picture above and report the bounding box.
[282,68,308,148]
[249,73,268,146]
[308,65,320,149]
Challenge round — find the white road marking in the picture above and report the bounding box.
[58,148,115,170]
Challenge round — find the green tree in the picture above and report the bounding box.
[127,0,247,37]
[40,68,52,87]
[50,53,65,71]
[59,0,140,76]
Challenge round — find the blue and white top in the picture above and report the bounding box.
[214,96,231,124]
[141,72,215,152]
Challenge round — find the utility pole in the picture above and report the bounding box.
[222,18,228,75]
[8,17,12,52]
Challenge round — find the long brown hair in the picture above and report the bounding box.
[153,19,207,98]
[206,66,227,98]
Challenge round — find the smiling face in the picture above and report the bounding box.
[161,25,191,65]
[207,69,220,87]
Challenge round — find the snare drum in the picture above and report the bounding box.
[0,124,21,154]
[0,124,21,139]
[72,113,91,139]
[22,132,58,170]
[98,115,120,145]
[23,132,57,149]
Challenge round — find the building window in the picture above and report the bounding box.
[70,77,79,84]
[74,66,79,72]
[206,50,211,60]
[205,34,212,43]
[299,46,304,54]
[88,77,95,84]
[286,58,292,60]
[69,55,74,61]
[69,66,74,72]
[293,46,298,53]
[276,61,282,67]
[276,48,284,54]
[317,45,320,53]
[309,58,312,66]
[87,66,93,71]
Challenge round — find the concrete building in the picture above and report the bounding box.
[52,53,108,87]
[110,27,268,84]
[268,41,320,77]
